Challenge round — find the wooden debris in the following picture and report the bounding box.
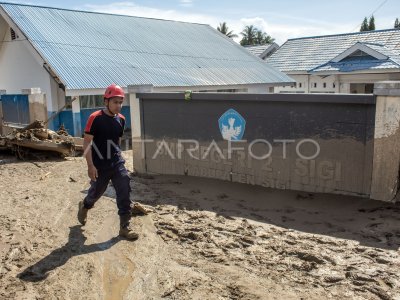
[0,120,77,158]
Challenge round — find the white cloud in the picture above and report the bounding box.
[3,0,36,4]
[179,0,193,7]
[227,17,359,45]
[376,16,398,30]
[78,2,396,46]
[79,2,215,24]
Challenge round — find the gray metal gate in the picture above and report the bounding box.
[1,94,30,126]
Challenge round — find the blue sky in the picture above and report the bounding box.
[4,0,400,44]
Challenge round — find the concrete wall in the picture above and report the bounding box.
[133,85,400,202]
[370,82,400,201]
[132,92,377,198]
[275,74,337,93]
[274,73,400,94]
[0,99,2,135]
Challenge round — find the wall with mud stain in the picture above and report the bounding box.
[370,82,400,201]
[133,92,380,199]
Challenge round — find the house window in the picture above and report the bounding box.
[80,95,104,108]
[65,96,73,109]
[333,83,336,88]
[299,83,302,88]
[349,50,369,57]
[313,83,317,88]
[10,28,16,40]
[65,95,105,109]
[323,83,327,88]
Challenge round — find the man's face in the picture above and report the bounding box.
[106,96,124,114]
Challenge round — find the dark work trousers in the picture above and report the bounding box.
[83,163,131,217]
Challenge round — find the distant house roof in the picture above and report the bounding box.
[243,43,279,59]
[266,29,400,73]
[0,3,293,91]
[310,42,400,73]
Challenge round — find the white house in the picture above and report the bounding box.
[266,29,400,94]
[0,3,293,136]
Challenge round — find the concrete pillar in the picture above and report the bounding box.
[128,84,153,173]
[334,75,340,93]
[22,88,48,126]
[28,93,47,124]
[129,92,146,172]
[0,90,5,135]
[339,83,350,93]
[306,74,310,93]
[0,101,2,135]
[370,81,400,201]
[72,96,82,137]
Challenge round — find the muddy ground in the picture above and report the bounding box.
[0,151,400,300]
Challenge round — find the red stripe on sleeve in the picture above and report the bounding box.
[84,110,102,134]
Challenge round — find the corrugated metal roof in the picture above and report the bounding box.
[244,44,271,56]
[243,43,279,59]
[0,3,293,90]
[267,29,400,72]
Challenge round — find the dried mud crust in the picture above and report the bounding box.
[0,151,399,299]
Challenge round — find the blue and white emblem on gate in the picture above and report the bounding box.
[218,108,246,141]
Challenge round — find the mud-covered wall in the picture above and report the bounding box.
[0,98,2,135]
[371,82,400,201]
[134,93,376,198]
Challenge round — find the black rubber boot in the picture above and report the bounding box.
[77,201,88,225]
[119,214,139,240]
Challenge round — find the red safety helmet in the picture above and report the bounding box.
[104,84,124,99]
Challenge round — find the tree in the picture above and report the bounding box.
[240,25,274,46]
[395,18,400,29]
[360,17,369,31]
[368,15,375,31]
[255,29,275,44]
[217,22,238,39]
[240,25,257,45]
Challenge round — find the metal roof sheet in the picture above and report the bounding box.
[0,2,294,90]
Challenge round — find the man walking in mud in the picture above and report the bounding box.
[77,84,138,240]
